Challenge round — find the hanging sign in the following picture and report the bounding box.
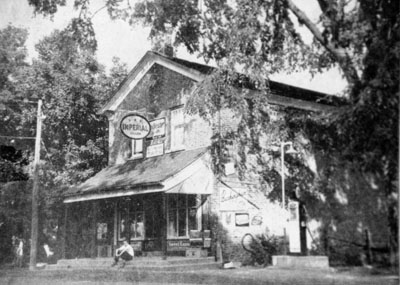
[120,114,151,139]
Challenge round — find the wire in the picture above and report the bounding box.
[0,135,35,140]
[0,99,38,104]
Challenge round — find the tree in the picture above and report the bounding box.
[12,29,128,187]
[0,25,128,261]
[0,25,32,148]
[27,0,399,263]
[135,0,399,263]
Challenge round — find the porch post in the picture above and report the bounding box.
[61,204,68,259]
[113,201,118,248]
[91,201,98,258]
[162,193,167,260]
[127,197,131,241]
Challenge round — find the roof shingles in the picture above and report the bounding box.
[65,147,208,197]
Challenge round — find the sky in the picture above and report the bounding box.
[0,0,347,95]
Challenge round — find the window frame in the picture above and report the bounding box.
[130,139,143,159]
[170,106,185,151]
[235,212,250,227]
[118,198,145,241]
[167,194,199,238]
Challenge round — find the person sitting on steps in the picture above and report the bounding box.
[111,237,134,268]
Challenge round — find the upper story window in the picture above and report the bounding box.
[131,139,143,159]
[170,106,185,151]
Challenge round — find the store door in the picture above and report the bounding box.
[143,194,163,251]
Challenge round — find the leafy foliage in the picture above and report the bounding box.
[11,29,128,187]
[26,0,399,263]
[0,25,31,145]
[0,25,127,254]
[0,146,29,183]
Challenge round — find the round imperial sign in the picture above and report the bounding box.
[120,114,151,139]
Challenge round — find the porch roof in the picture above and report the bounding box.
[64,147,210,203]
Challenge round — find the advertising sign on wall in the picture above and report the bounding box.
[288,201,301,253]
[149,118,166,138]
[120,114,151,139]
[167,240,190,251]
[146,143,164,158]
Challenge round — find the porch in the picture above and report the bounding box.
[61,148,214,260]
[62,194,213,260]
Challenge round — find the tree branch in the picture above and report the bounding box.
[286,0,360,87]
[91,5,107,20]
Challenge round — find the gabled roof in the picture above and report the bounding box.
[100,51,346,115]
[99,51,207,114]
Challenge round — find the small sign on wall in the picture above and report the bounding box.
[146,143,164,158]
[235,213,249,227]
[130,241,143,251]
[167,240,190,251]
[149,118,166,138]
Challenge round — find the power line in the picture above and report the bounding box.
[0,99,38,104]
[0,135,36,140]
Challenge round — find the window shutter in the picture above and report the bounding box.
[170,107,185,151]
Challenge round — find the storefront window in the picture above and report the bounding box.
[188,195,197,231]
[168,194,179,236]
[130,212,144,238]
[118,197,145,240]
[167,194,198,237]
[96,200,114,243]
[97,223,108,240]
[119,207,129,240]
[168,209,178,236]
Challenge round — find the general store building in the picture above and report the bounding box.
[61,51,337,259]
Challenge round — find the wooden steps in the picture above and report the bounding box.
[45,256,217,271]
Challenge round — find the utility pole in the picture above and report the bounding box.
[29,99,43,270]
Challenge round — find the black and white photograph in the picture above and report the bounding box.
[0,0,398,284]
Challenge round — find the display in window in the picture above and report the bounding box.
[168,209,177,236]
[167,194,198,237]
[97,223,108,240]
[119,217,128,240]
[118,198,144,240]
[130,212,144,238]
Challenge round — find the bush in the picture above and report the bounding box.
[241,233,285,266]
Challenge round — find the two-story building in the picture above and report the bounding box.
[61,51,339,260]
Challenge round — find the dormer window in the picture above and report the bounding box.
[170,106,185,151]
[131,139,143,159]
